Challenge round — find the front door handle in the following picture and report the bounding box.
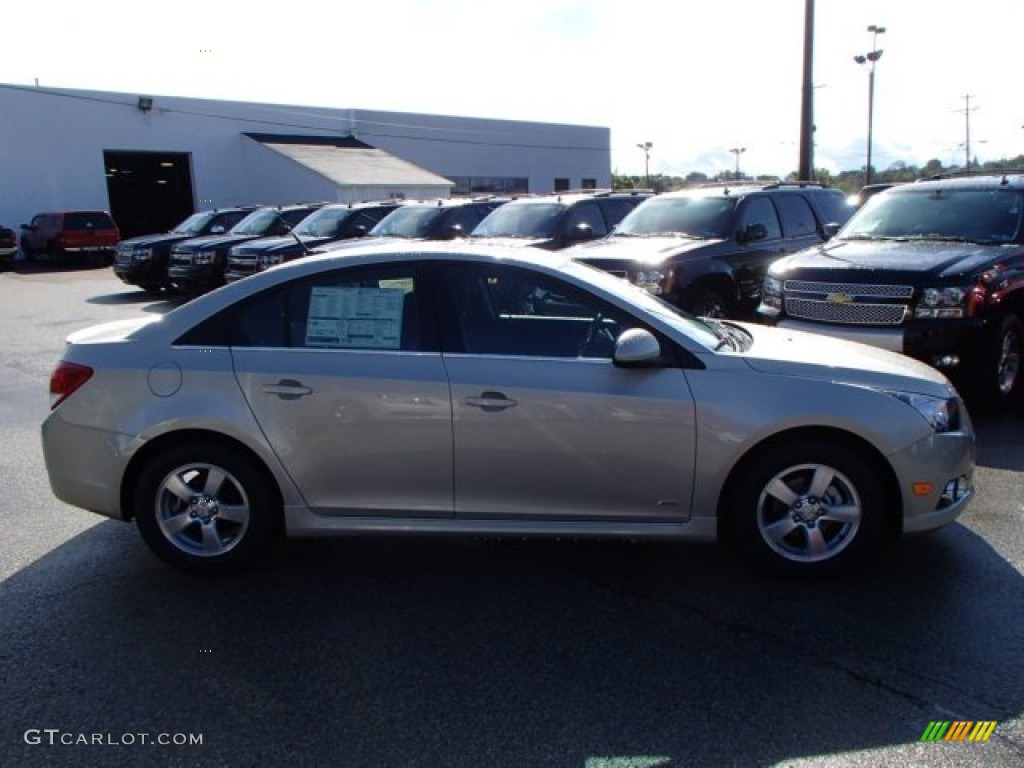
[262,379,312,399]
[464,391,518,412]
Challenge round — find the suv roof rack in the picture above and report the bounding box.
[918,169,1024,182]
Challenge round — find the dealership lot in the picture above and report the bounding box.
[2,264,1022,766]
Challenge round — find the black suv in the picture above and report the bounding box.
[168,203,323,294]
[114,207,258,293]
[224,201,401,283]
[759,172,1024,406]
[469,190,651,250]
[568,183,853,318]
[316,197,509,257]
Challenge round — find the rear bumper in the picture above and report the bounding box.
[42,415,132,520]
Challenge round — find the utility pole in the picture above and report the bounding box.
[798,0,815,180]
[956,95,979,170]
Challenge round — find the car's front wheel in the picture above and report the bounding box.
[134,441,280,574]
[728,439,887,576]
[978,312,1023,408]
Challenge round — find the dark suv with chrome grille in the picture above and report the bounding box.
[758,172,1024,407]
[568,183,851,318]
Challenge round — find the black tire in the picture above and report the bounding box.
[727,439,887,576]
[133,441,280,575]
[976,313,1023,409]
[687,288,730,319]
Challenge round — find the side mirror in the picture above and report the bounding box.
[566,222,595,243]
[613,328,662,367]
[21,224,33,230]
[445,223,465,240]
[210,225,226,234]
[822,222,841,240]
[350,224,369,238]
[738,223,767,244]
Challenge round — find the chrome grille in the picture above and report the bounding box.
[784,280,913,299]
[785,298,907,325]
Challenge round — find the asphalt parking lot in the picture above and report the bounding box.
[1,263,1022,768]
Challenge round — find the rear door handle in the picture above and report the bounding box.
[464,391,518,411]
[262,379,312,399]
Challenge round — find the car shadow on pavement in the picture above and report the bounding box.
[3,516,1021,767]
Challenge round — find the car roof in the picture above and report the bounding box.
[902,172,1024,192]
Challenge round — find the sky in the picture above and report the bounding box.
[3,0,1021,180]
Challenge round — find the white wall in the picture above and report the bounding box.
[0,84,611,232]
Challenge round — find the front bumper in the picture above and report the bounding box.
[168,261,223,291]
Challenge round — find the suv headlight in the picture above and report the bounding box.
[133,247,153,261]
[887,391,959,432]
[914,286,967,319]
[761,275,783,309]
[259,254,284,268]
[193,249,217,265]
[631,269,665,294]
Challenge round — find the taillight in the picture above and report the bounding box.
[50,361,94,409]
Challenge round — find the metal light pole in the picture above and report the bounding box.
[636,142,653,188]
[729,147,746,180]
[854,24,885,185]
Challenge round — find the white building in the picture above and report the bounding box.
[0,83,611,238]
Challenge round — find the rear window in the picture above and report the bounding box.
[64,212,115,230]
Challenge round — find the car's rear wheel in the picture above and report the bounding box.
[728,439,886,576]
[134,441,280,574]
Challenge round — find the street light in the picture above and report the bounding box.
[854,24,885,185]
[729,147,746,180]
[636,142,653,188]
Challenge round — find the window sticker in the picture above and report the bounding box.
[305,286,405,349]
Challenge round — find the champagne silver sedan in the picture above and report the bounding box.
[42,243,975,576]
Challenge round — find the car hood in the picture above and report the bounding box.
[569,235,724,265]
[773,238,1009,278]
[119,233,192,248]
[734,321,954,397]
[175,234,257,250]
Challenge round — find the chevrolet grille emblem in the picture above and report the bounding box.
[826,293,854,304]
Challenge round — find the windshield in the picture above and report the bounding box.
[841,188,1024,244]
[371,207,444,238]
[472,202,565,238]
[613,195,737,238]
[294,207,353,237]
[230,209,281,236]
[172,212,217,235]
[562,260,722,350]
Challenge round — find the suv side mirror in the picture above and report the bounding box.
[738,223,767,244]
[350,224,369,238]
[210,225,226,234]
[566,222,595,243]
[822,222,841,240]
[21,224,33,230]
[613,328,662,367]
[444,223,465,240]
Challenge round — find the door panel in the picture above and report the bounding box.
[445,356,696,521]
[233,348,453,517]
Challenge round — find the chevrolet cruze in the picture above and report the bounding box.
[42,243,975,575]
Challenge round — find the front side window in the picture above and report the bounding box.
[439,263,635,359]
[738,197,783,240]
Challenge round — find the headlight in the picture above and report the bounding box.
[887,391,959,432]
[193,250,216,265]
[914,287,967,318]
[133,247,153,261]
[631,269,665,294]
[761,275,783,309]
[259,254,284,268]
